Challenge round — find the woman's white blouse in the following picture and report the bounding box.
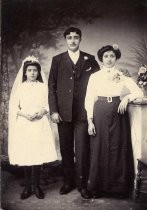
[85,68,143,119]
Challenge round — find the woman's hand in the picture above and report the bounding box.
[118,97,129,114]
[51,112,62,123]
[88,119,96,136]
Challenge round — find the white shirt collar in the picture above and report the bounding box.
[68,49,80,56]
[68,49,80,64]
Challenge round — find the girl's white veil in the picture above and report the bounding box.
[8,56,47,162]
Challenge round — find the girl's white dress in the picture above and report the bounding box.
[9,81,58,166]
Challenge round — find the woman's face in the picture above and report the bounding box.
[25,65,38,82]
[102,51,116,68]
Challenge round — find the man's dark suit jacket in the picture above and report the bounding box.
[49,51,99,122]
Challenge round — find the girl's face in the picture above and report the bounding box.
[102,51,116,68]
[25,65,38,82]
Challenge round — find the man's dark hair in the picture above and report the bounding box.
[64,27,82,38]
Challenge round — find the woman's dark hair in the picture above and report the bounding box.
[22,61,43,82]
[97,45,121,62]
[63,27,82,38]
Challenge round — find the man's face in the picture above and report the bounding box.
[65,32,81,52]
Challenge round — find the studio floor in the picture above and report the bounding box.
[1,163,147,210]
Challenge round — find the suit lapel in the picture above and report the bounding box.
[62,51,73,74]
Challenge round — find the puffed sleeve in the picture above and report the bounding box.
[85,74,96,120]
[123,77,143,101]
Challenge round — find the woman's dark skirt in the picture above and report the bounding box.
[87,97,134,196]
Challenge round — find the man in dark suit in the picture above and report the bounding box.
[48,27,99,199]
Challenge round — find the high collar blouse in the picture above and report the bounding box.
[85,67,143,119]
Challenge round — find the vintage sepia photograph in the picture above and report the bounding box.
[1,0,147,209]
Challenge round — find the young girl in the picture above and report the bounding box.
[9,56,58,199]
[85,45,143,199]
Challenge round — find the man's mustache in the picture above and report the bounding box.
[70,44,76,46]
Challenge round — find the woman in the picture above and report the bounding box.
[9,56,58,199]
[85,45,143,198]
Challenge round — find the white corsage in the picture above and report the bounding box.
[112,70,124,83]
[84,56,89,60]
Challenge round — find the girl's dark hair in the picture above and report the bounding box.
[97,45,121,62]
[63,27,82,38]
[22,61,43,82]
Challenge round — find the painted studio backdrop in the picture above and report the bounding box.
[1,0,147,161]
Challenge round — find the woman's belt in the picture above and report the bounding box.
[98,96,120,103]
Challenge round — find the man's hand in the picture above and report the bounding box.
[51,112,62,123]
[88,120,96,136]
